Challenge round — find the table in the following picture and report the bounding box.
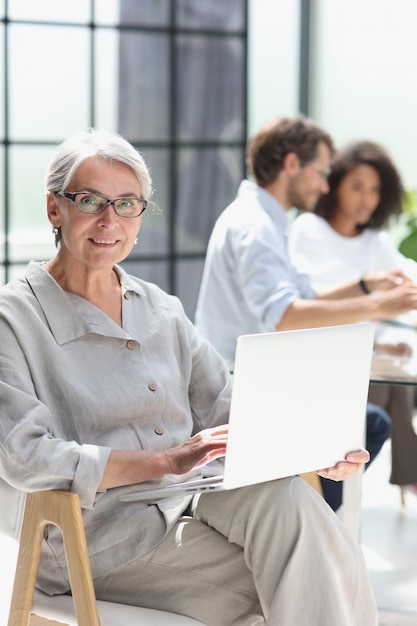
[370,318,417,385]
[344,318,417,540]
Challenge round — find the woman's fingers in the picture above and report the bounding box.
[315,448,369,481]
[165,425,228,474]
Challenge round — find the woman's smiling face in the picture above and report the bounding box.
[334,164,381,233]
[47,157,144,271]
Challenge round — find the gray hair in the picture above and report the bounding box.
[46,128,153,246]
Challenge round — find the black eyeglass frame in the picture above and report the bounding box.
[57,191,147,218]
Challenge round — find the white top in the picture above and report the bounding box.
[288,212,417,290]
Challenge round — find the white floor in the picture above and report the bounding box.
[360,439,417,625]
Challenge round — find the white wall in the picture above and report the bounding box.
[249,0,417,198]
[247,0,300,136]
[311,0,417,193]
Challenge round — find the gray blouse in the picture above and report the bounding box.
[0,261,232,593]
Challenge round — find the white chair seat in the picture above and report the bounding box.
[33,590,204,625]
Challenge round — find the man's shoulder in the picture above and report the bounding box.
[218,189,276,230]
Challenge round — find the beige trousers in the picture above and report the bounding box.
[94,477,377,626]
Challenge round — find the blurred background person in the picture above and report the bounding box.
[195,117,417,511]
[289,140,417,500]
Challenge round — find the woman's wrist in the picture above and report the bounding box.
[359,277,371,295]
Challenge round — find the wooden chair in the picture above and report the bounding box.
[1,474,361,625]
[300,472,324,496]
[0,479,205,626]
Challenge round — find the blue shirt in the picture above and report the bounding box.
[195,180,315,368]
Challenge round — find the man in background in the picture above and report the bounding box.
[195,116,417,510]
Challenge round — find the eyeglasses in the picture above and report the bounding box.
[57,191,147,218]
[310,162,331,180]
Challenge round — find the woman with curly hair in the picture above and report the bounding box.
[289,140,417,501]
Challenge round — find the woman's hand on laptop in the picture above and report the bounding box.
[315,448,370,481]
[164,425,229,475]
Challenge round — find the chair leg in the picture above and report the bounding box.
[8,491,100,626]
[8,494,44,626]
[300,472,324,497]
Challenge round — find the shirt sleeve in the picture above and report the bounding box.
[234,218,315,329]
[0,319,110,510]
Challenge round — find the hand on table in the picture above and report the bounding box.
[364,269,412,292]
[315,448,370,482]
[374,341,412,359]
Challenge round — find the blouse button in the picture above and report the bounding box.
[148,382,157,392]
[155,427,164,435]
[124,291,130,299]
[126,340,136,350]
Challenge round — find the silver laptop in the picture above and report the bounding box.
[120,323,375,502]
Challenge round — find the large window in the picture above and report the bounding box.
[310,0,417,196]
[4,1,417,315]
[0,0,248,318]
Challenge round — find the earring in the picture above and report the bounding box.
[52,226,60,235]
[134,237,138,245]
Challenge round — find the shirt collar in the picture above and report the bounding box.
[24,261,138,345]
[113,264,146,298]
[237,179,290,234]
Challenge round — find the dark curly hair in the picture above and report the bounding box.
[314,140,404,231]
[246,116,334,187]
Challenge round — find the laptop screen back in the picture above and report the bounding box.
[222,323,375,489]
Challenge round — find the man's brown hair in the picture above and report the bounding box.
[246,116,334,187]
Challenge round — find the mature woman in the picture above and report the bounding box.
[0,129,377,625]
[289,139,417,499]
